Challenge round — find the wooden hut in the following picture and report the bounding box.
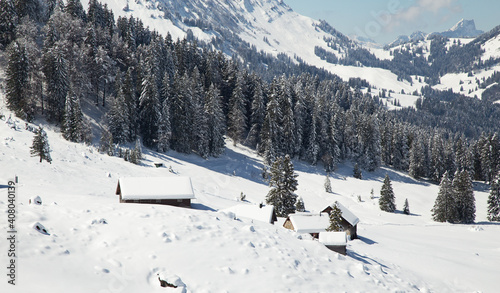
[116,177,195,207]
[322,202,359,239]
[283,213,330,239]
[319,232,347,255]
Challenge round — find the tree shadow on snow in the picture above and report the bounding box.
[142,149,186,166]
[362,167,432,187]
[356,235,377,245]
[472,181,491,193]
[474,221,500,226]
[393,210,421,217]
[347,251,389,269]
[143,147,267,185]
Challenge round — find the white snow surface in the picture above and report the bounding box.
[332,201,360,226]
[1,91,500,292]
[434,64,500,98]
[220,203,276,224]
[319,232,347,246]
[286,212,330,234]
[117,176,195,200]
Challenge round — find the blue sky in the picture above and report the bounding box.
[284,0,500,44]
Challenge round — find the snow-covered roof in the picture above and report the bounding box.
[221,204,276,224]
[116,177,195,200]
[288,213,330,234]
[326,202,359,226]
[319,232,347,246]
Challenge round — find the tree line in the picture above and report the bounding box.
[3,0,500,186]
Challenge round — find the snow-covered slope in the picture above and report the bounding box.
[94,0,426,97]
[1,83,500,292]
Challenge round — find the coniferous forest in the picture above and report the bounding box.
[3,0,500,187]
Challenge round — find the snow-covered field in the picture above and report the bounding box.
[1,91,500,292]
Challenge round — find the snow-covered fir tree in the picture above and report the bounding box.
[43,43,69,123]
[379,174,396,212]
[191,68,209,158]
[123,68,138,142]
[204,84,226,157]
[277,75,296,157]
[295,196,305,212]
[430,132,446,182]
[139,72,161,148]
[107,80,130,144]
[324,174,332,193]
[245,80,265,148]
[99,127,114,156]
[409,135,428,179]
[480,133,500,183]
[326,201,343,232]
[432,171,455,222]
[353,163,362,179]
[487,174,500,221]
[403,198,410,215]
[359,115,381,172]
[0,0,17,48]
[260,87,281,165]
[452,169,475,224]
[227,71,247,145]
[157,98,171,153]
[5,41,31,120]
[170,72,194,153]
[129,139,143,165]
[266,155,298,217]
[65,0,86,20]
[30,126,52,163]
[62,91,90,143]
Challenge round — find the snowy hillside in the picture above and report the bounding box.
[1,82,500,292]
[94,0,426,98]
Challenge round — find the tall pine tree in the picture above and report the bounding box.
[452,170,475,224]
[266,155,298,217]
[6,41,30,119]
[139,72,161,148]
[62,91,89,143]
[204,84,226,157]
[379,174,396,212]
[326,201,343,232]
[30,127,52,163]
[487,175,500,221]
[432,171,455,222]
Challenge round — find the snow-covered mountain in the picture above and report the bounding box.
[387,31,427,48]
[387,19,484,48]
[94,0,427,96]
[95,0,500,104]
[436,19,484,38]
